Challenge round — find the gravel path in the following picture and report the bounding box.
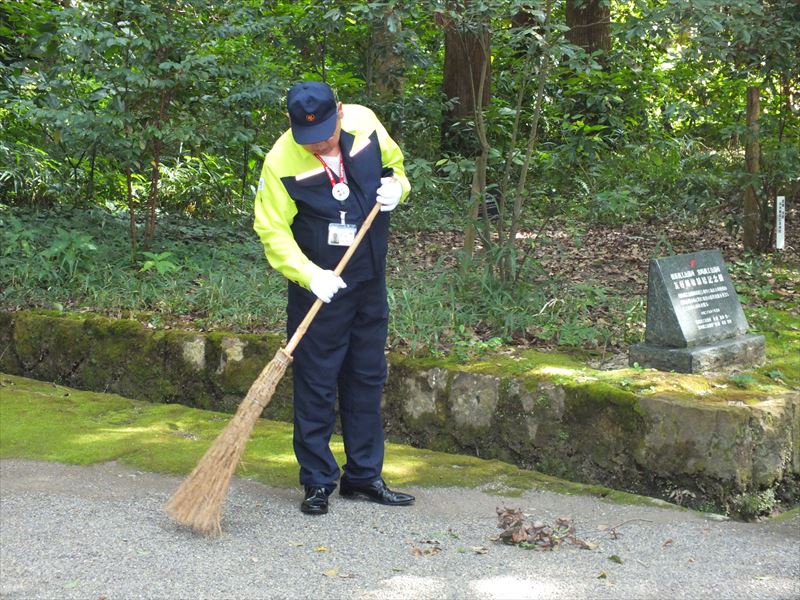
[1,459,798,599]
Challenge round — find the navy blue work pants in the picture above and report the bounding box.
[287,275,389,489]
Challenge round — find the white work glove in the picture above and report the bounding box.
[376,176,402,212]
[309,269,346,303]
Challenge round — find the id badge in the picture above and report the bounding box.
[328,222,357,246]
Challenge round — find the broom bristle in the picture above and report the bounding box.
[165,349,291,535]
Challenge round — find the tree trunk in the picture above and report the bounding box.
[142,86,172,249]
[366,7,405,140]
[565,0,611,56]
[241,140,249,202]
[743,85,765,252]
[439,12,491,156]
[127,166,137,256]
[88,144,96,202]
[463,151,487,258]
[143,139,162,249]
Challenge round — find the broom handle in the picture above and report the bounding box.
[284,201,383,357]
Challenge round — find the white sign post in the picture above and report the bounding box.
[775,196,785,250]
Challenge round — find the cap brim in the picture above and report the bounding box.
[290,110,338,145]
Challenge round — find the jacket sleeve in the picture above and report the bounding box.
[253,159,321,289]
[373,113,411,202]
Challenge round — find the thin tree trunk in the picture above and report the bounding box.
[463,143,488,258]
[122,10,135,256]
[460,25,491,258]
[143,139,162,249]
[127,166,137,256]
[501,40,551,280]
[143,86,172,248]
[241,142,249,201]
[88,144,96,201]
[778,74,790,143]
[743,85,762,251]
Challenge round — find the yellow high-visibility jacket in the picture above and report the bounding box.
[253,104,410,289]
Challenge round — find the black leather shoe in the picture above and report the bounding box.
[339,478,414,506]
[300,486,331,515]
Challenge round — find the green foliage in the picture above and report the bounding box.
[554,138,737,225]
[2,0,284,223]
[731,488,778,520]
[3,0,796,236]
[1,0,798,357]
[40,228,98,280]
[728,373,757,389]
[0,206,286,331]
[139,252,180,275]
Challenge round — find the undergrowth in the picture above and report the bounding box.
[1,201,797,363]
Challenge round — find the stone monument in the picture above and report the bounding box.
[629,249,765,373]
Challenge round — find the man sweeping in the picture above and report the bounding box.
[253,81,414,515]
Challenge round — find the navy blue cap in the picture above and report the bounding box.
[286,81,339,145]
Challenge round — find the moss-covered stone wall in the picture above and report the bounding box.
[0,311,293,421]
[1,310,797,514]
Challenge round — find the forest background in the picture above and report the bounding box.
[1,0,798,363]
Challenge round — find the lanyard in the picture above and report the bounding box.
[314,153,347,187]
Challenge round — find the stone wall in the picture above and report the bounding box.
[1,310,798,509]
[0,311,293,421]
[384,360,799,504]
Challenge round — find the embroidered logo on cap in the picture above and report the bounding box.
[306,114,316,122]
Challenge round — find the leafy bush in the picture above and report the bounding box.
[546,137,737,225]
[731,488,777,520]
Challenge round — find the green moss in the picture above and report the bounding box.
[0,372,673,509]
[768,506,800,523]
[394,334,796,406]
[389,348,584,379]
[6,309,796,414]
[564,381,642,420]
[749,306,800,389]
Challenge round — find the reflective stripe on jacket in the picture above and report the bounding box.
[253,104,410,288]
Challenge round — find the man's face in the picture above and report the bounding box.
[300,103,344,155]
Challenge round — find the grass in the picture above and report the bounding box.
[0,204,651,355]
[1,202,797,365]
[0,372,672,508]
[0,207,287,330]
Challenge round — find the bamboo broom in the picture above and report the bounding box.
[165,201,383,535]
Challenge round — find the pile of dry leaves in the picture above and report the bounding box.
[493,507,596,551]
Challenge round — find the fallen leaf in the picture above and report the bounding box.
[598,572,607,579]
[608,554,624,564]
[411,545,441,556]
[472,546,489,554]
[314,546,328,552]
[572,539,598,550]
[662,539,673,548]
[322,568,339,577]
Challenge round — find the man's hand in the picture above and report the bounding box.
[376,176,402,212]
[310,269,347,303]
